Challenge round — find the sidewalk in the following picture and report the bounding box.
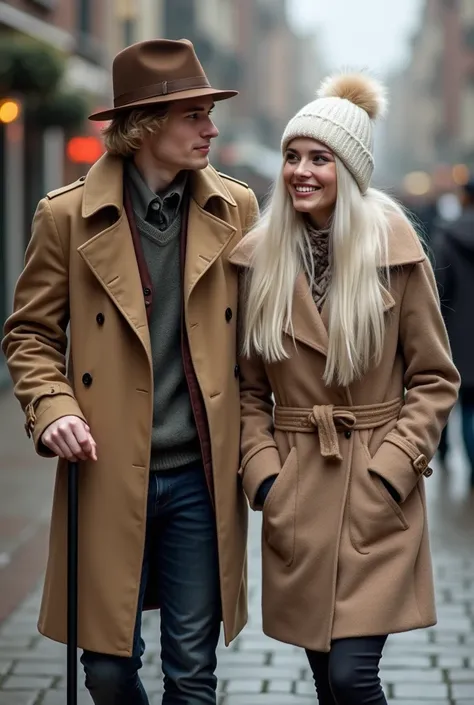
[0,388,473,704]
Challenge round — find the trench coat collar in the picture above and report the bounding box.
[82,153,236,219]
[228,215,426,357]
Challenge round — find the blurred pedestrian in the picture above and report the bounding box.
[2,38,258,705]
[433,179,474,487]
[229,73,459,705]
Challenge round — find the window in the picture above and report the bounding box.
[78,0,91,34]
[123,19,135,46]
[76,0,103,65]
[165,0,195,39]
[465,26,474,48]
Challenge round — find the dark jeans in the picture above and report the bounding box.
[306,635,388,705]
[81,462,221,705]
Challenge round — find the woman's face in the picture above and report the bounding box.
[282,137,337,228]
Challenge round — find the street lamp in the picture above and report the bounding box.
[0,99,21,124]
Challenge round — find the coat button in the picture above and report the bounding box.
[96,313,104,325]
[225,307,233,322]
[423,467,433,478]
[82,373,93,387]
[344,430,352,439]
[143,287,151,297]
[234,364,240,379]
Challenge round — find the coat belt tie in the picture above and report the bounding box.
[273,398,403,461]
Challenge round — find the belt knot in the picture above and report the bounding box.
[308,405,356,460]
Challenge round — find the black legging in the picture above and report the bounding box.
[306,635,387,705]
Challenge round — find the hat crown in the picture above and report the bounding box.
[112,39,206,101]
[301,96,373,152]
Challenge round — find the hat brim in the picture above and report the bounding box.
[88,87,238,121]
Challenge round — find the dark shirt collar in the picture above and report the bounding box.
[126,159,187,223]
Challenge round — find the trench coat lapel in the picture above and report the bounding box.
[76,154,151,362]
[290,273,396,358]
[292,272,329,356]
[184,167,237,305]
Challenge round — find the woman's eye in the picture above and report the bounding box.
[314,156,328,164]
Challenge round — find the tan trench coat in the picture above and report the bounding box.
[229,215,460,652]
[2,154,258,656]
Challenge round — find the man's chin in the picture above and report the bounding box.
[186,154,210,171]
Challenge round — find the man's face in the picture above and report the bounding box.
[143,97,219,173]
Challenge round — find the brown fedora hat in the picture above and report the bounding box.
[89,38,238,121]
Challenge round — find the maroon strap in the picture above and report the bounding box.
[123,185,153,321]
[179,191,215,504]
[125,181,214,502]
[114,76,210,107]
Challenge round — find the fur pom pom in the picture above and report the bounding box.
[317,72,388,120]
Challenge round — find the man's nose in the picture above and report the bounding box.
[204,118,219,138]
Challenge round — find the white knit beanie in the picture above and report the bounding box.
[281,73,388,193]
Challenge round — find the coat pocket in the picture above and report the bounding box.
[349,437,409,555]
[262,446,298,567]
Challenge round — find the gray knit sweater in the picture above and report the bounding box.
[127,162,200,471]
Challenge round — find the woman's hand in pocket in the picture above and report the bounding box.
[255,475,278,509]
[378,475,401,503]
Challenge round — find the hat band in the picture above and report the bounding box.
[114,76,211,108]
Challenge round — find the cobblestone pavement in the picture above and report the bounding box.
[0,390,473,704]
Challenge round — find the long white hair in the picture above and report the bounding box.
[243,157,408,387]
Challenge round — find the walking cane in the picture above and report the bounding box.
[67,460,79,705]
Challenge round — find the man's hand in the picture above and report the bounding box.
[41,416,98,462]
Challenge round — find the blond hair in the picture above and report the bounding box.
[243,157,408,387]
[101,107,169,156]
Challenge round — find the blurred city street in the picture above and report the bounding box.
[2,0,474,704]
[0,389,473,705]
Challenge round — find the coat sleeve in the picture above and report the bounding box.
[368,258,460,501]
[2,198,86,456]
[239,351,282,510]
[245,189,259,234]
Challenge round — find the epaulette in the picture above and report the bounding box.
[218,172,249,189]
[46,175,86,200]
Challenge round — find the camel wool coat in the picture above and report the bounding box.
[2,153,258,657]
[229,214,459,652]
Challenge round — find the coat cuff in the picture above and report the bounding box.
[30,393,86,457]
[240,442,282,510]
[369,434,432,503]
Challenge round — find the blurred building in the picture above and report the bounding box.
[105,0,165,63]
[0,0,322,385]
[380,0,474,197]
[0,0,114,385]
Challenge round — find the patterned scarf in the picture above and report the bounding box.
[305,221,332,311]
